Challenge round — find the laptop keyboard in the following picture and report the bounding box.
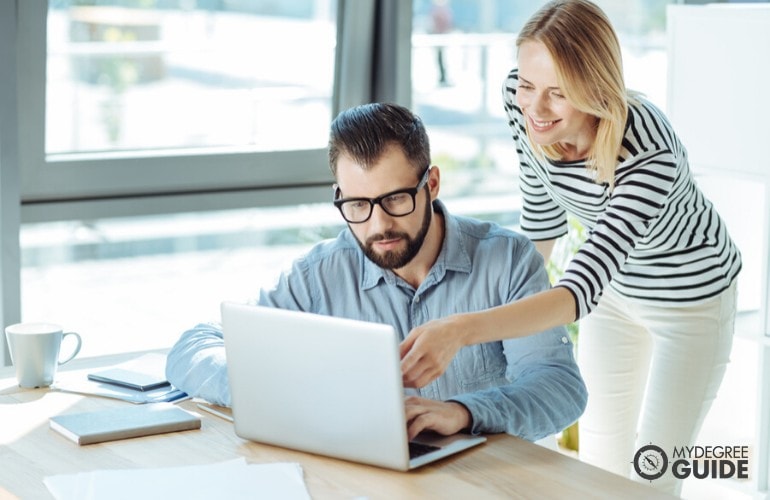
[409,441,441,459]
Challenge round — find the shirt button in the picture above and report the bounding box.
[414,296,421,303]
[561,336,569,344]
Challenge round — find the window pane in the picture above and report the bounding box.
[46,1,337,155]
[411,0,527,202]
[21,204,344,357]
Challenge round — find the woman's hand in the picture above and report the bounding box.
[400,315,469,388]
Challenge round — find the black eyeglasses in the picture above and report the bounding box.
[333,167,431,224]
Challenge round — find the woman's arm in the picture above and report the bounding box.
[400,286,576,388]
[533,238,556,264]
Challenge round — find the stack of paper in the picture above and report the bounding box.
[44,458,312,500]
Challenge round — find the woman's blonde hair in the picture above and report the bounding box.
[517,0,629,188]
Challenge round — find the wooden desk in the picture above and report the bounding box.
[0,352,673,499]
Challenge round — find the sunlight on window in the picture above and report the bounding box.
[46,0,336,155]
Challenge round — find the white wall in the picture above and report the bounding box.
[668,4,770,493]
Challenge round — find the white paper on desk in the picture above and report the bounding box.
[43,458,311,500]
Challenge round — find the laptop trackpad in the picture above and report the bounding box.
[409,432,487,469]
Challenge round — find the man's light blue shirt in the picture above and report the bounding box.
[166,201,586,441]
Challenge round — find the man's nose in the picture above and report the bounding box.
[367,203,394,232]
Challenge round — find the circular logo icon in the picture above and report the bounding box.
[633,444,668,481]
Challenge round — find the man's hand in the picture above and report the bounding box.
[400,315,467,388]
[404,396,471,440]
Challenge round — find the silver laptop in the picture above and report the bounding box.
[221,302,486,471]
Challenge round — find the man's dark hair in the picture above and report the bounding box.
[328,103,431,177]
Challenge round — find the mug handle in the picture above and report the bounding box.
[58,332,82,365]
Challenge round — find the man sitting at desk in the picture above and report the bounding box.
[166,103,587,441]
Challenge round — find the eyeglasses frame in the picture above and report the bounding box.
[332,167,432,224]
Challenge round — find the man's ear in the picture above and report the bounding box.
[428,166,441,200]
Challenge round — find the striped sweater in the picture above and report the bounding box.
[503,68,741,319]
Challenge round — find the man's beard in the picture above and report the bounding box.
[356,195,432,270]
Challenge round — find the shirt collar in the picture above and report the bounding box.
[357,199,472,291]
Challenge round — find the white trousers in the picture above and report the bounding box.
[577,282,737,497]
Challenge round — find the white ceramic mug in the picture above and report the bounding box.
[5,322,82,388]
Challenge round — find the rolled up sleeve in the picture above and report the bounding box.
[165,322,231,407]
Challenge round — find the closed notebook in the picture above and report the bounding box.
[50,402,201,445]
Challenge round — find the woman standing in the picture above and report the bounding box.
[400,1,741,495]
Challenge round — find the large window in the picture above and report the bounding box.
[18,0,339,216]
